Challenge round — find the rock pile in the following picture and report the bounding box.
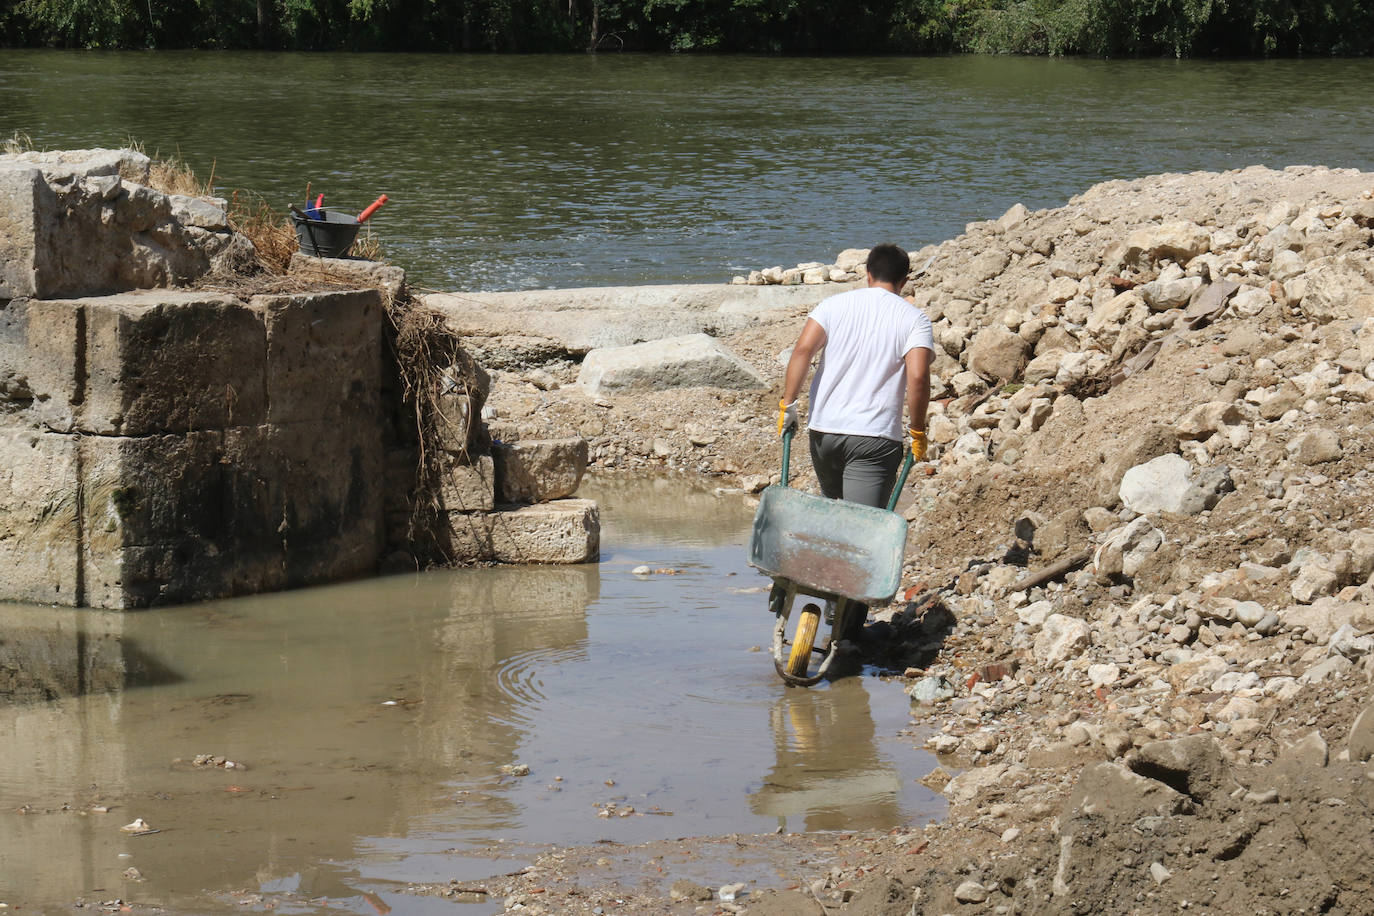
[730,247,871,286]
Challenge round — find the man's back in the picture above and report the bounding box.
[807,286,932,441]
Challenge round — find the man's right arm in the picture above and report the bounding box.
[784,318,827,405]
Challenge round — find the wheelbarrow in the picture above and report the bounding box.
[748,429,914,686]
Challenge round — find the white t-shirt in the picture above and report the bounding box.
[806,286,935,441]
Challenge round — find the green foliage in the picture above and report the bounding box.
[1,0,1371,52]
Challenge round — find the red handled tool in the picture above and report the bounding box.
[357,194,388,223]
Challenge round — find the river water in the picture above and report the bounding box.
[0,478,942,913]
[2,52,1373,290]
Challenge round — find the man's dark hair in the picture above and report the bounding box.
[865,244,910,286]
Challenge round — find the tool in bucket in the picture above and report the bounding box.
[747,429,914,686]
[290,192,388,259]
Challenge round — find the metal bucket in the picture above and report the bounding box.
[291,211,360,258]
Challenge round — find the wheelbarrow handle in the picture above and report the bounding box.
[780,428,792,488]
[886,450,914,512]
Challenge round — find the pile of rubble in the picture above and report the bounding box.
[476,164,1374,914]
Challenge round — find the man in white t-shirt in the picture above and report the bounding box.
[778,243,934,509]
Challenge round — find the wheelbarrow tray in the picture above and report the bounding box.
[748,485,908,604]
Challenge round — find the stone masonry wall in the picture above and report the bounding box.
[0,288,386,608]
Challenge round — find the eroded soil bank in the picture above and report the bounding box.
[438,165,1374,914]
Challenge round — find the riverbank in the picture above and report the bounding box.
[424,164,1374,913]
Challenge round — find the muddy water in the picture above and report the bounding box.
[0,477,942,913]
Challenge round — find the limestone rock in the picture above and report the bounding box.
[1349,705,1374,763]
[1035,613,1091,665]
[450,498,600,564]
[1280,598,1374,640]
[1119,454,1233,516]
[493,438,589,503]
[288,252,407,299]
[1174,401,1242,440]
[1286,428,1341,464]
[967,325,1030,382]
[1094,517,1163,580]
[1124,220,1212,266]
[576,333,766,394]
[1139,275,1203,311]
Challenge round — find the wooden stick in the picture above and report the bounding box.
[1008,549,1091,593]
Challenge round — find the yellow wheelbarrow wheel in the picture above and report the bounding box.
[785,603,823,678]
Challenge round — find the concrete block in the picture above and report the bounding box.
[441,454,495,512]
[78,419,384,608]
[0,298,81,431]
[493,438,588,503]
[449,498,599,564]
[0,165,42,300]
[80,290,267,435]
[261,420,384,588]
[0,427,80,605]
[80,429,281,608]
[576,333,766,394]
[255,290,383,425]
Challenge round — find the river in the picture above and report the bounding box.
[2,51,1373,290]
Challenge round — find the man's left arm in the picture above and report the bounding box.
[905,346,932,459]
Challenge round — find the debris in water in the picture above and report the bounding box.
[120,818,159,836]
[718,883,746,902]
[631,565,652,576]
[499,763,531,777]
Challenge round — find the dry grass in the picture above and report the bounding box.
[3,132,34,154]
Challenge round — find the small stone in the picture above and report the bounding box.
[1000,827,1021,843]
[717,882,746,902]
[632,565,652,576]
[1150,862,1172,885]
[954,880,989,903]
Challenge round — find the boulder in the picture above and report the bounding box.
[1119,454,1232,516]
[1094,517,1163,580]
[1034,613,1091,665]
[576,333,766,394]
[493,437,589,503]
[1286,428,1341,464]
[1299,253,1374,322]
[1139,276,1203,311]
[1124,220,1211,266]
[1130,734,1239,802]
[967,326,1030,382]
[1174,401,1242,441]
[1350,704,1374,763]
[1093,423,1174,506]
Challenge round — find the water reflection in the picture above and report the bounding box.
[750,679,902,832]
[0,605,181,704]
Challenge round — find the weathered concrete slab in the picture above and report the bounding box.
[255,290,384,425]
[81,291,267,435]
[577,333,766,394]
[449,498,599,564]
[422,281,848,368]
[441,454,495,512]
[493,438,587,503]
[289,252,406,299]
[0,427,80,605]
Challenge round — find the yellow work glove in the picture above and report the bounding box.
[778,400,798,436]
[909,429,928,461]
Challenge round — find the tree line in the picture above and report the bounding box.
[2,0,1371,54]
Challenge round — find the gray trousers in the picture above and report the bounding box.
[808,430,903,509]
